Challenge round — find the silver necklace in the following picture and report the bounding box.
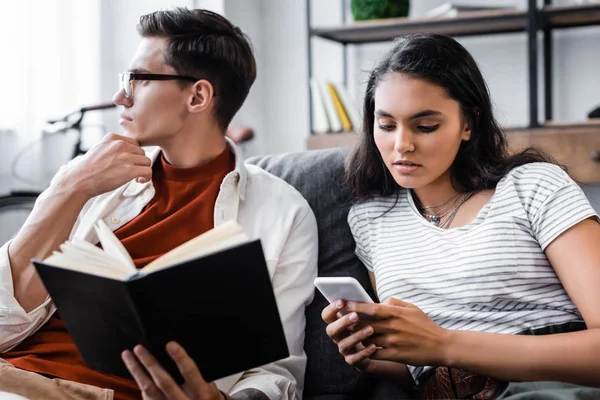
[436,192,473,228]
[417,192,461,211]
[415,192,473,227]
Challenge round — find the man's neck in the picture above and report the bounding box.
[160,127,228,168]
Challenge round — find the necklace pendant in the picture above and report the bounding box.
[430,215,440,226]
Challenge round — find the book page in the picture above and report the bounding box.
[39,220,249,280]
[43,253,129,280]
[141,220,249,274]
[94,220,136,273]
[60,240,124,266]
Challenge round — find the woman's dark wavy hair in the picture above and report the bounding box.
[346,33,559,201]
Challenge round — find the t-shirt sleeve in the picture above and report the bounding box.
[524,164,599,250]
[347,205,374,272]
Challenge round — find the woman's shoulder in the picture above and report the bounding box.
[496,162,577,215]
[502,162,572,190]
[348,191,409,222]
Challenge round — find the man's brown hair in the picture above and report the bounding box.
[138,7,257,129]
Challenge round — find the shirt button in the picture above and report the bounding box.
[111,216,120,224]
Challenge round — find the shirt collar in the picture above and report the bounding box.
[122,137,247,199]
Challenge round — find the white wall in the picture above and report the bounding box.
[222,0,266,157]
[99,0,195,135]
[247,0,313,155]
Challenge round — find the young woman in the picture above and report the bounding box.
[322,34,600,399]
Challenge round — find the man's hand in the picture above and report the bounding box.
[61,133,152,198]
[122,341,229,400]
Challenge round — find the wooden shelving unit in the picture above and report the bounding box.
[311,9,527,43]
[542,2,600,28]
[310,3,600,44]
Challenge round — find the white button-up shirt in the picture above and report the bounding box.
[0,140,318,399]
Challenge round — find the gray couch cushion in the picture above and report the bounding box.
[248,148,414,399]
[247,148,378,398]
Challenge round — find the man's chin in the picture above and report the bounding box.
[122,130,150,146]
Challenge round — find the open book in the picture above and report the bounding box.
[32,220,289,383]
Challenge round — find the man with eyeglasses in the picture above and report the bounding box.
[0,7,317,400]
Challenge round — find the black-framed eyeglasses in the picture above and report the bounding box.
[118,72,200,99]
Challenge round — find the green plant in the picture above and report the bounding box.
[351,0,410,21]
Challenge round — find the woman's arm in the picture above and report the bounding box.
[443,217,600,386]
[350,218,600,387]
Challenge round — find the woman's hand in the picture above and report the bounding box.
[345,298,450,367]
[322,299,380,372]
[122,341,229,400]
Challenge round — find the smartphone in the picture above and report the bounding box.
[314,277,374,306]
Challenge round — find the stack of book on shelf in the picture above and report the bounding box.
[424,3,516,19]
[310,77,361,134]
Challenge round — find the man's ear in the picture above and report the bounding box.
[187,80,215,113]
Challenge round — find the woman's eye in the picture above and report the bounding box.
[417,124,439,133]
[377,124,395,132]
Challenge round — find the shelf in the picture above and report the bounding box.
[310,3,600,44]
[311,10,527,44]
[307,122,600,183]
[542,3,600,29]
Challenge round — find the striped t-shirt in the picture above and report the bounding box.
[348,162,598,382]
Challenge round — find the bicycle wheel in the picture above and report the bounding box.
[0,194,38,244]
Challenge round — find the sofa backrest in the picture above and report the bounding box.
[247,148,379,398]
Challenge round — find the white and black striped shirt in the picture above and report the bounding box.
[348,162,598,382]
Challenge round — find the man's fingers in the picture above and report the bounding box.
[124,142,147,156]
[103,132,141,147]
[130,154,152,167]
[122,350,166,400]
[132,345,187,400]
[103,133,145,156]
[130,165,153,182]
[166,341,207,393]
[111,140,145,157]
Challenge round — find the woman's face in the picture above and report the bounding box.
[373,72,471,189]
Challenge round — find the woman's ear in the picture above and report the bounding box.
[462,108,480,141]
[188,80,215,113]
[462,116,473,142]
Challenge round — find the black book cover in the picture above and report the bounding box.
[32,240,289,384]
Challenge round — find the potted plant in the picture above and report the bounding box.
[351,0,410,21]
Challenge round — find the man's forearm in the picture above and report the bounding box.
[9,179,90,312]
[444,327,600,387]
